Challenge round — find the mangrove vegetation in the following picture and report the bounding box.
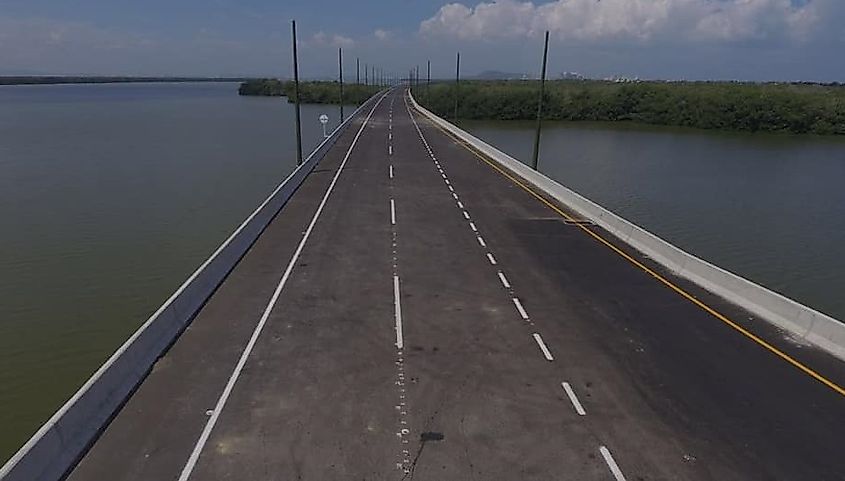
[238,79,382,105]
[412,80,845,135]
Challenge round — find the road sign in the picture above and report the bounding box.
[319,114,329,137]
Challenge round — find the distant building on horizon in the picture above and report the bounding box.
[558,71,585,80]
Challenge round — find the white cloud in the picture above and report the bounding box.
[374,29,391,41]
[420,0,820,43]
[310,31,355,48]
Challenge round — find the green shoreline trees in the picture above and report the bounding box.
[413,80,845,135]
[238,79,381,105]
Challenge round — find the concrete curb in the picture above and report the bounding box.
[409,91,845,363]
[0,92,385,481]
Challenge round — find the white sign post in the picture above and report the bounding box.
[319,114,329,137]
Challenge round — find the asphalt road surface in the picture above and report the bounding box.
[68,88,845,481]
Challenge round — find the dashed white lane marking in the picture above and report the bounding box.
[452,192,459,200]
[599,446,627,481]
[388,96,410,473]
[394,275,404,349]
[477,236,486,247]
[390,199,396,225]
[469,222,477,232]
[389,145,393,156]
[512,298,529,320]
[457,201,464,209]
[462,211,470,220]
[445,179,451,186]
[448,185,454,192]
[561,382,586,416]
[177,92,388,481]
[533,333,554,361]
[486,253,497,265]
[497,272,511,289]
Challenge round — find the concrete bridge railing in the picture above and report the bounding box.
[0,92,385,481]
[409,91,845,363]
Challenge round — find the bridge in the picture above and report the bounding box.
[4,88,845,480]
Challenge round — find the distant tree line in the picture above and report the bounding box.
[0,76,248,85]
[238,79,382,105]
[412,80,845,135]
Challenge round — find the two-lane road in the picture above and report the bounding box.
[69,88,845,481]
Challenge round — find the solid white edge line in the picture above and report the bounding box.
[394,275,404,349]
[599,446,627,481]
[561,382,586,416]
[532,333,554,361]
[498,272,511,289]
[390,199,396,225]
[487,253,497,265]
[177,92,388,481]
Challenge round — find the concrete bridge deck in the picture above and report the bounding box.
[68,88,844,481]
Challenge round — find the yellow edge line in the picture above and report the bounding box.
[422,112,845,398]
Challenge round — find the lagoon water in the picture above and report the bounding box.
[463,119,845,326]
[0,82,353,462]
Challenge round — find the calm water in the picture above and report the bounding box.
[464,120,845,324]
[0,82,353,462]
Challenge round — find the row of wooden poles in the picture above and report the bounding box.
[291,20,551,171]
[290,20,397,165]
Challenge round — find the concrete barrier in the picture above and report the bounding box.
[409,91,845,363]
[0,92,384,481]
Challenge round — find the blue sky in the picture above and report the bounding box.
[0,0,842,81]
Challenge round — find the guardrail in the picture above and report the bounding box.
[0,91,384,481]
[409,91,845,363]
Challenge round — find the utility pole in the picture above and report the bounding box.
[338,47,344,123]
[365,63,368,85]
[454,52,461,122]
[356,57,360,84]
[531,31,550,171]
[427,59,431,103]
[291,20,303,165]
